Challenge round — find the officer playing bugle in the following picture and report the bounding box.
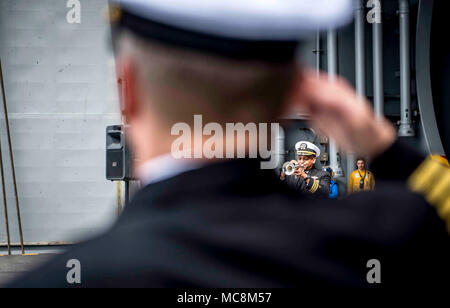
[280,141,331,196]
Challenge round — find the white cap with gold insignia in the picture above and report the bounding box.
[295,141,321,158]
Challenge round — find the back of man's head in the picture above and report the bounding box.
[116,30,297,127]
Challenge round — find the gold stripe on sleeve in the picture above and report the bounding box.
[309,179,320,193]
[408,158,450,232]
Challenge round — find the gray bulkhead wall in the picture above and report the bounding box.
[289,0,424,194]
[0,0,121,248]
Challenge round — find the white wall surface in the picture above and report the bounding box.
[0,0,121,248]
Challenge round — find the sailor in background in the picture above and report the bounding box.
[280,141,330,196]
[348,157,375,194]
[323,167,339,199]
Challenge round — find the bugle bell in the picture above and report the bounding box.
[282,161,300,176]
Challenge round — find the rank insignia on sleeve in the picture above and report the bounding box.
[408,157,450,232]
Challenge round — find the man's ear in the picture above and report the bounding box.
[117,57,138,124]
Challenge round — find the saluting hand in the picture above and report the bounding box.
[289,70,396,159]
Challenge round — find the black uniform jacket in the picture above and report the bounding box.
[283,166,331,196]
[8,139,450,288]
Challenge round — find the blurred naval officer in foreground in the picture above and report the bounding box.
[10,0,450,287]
[280,141,330,195]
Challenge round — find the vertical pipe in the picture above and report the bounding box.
[0,59,25,254]
[327,30,344,177]
[398,0,414,136]
[327,30,338,81]
[356,0,367,98]
[347,0,367,187]
[372,1,384,118]
[315,31,321,76]
[0,140,11,255]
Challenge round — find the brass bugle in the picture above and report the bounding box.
[282,161,301,176]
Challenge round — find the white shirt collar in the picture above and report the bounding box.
[137,153,204,187]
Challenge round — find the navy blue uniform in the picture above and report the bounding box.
[8,140,450,287]
[283,167,331,196]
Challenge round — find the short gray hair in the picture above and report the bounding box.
[116,30,297,126]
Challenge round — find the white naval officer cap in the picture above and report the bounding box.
[295,141,321,158]
[108,0,353,62]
